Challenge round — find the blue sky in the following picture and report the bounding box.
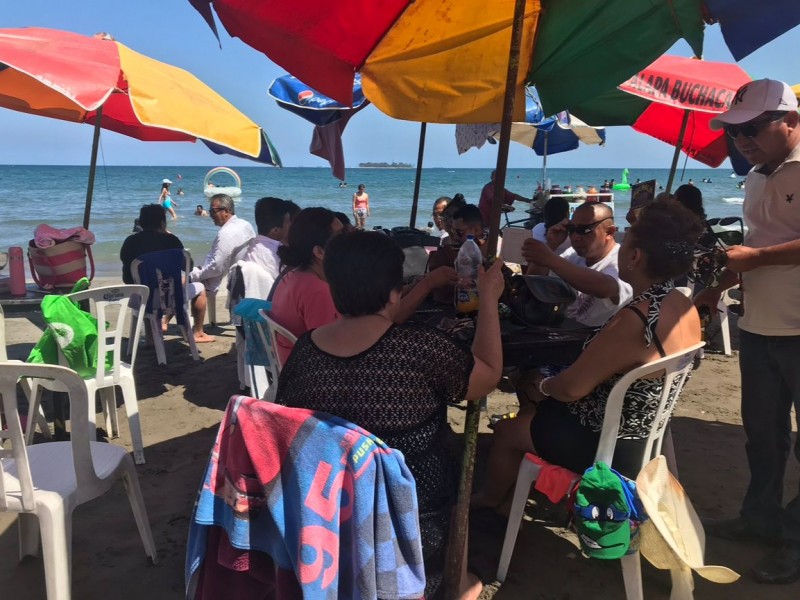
[2,1,798,170]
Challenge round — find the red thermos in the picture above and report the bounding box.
[9,246,26,296]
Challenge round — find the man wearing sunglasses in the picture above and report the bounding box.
[190,193,256,316]
[697,79,800,585]
[522,202,632,327]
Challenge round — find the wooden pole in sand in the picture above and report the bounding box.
[83,104,103,230]
[444,0,527,596]
[409,122,427,228]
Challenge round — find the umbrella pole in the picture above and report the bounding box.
[409,122,427,228]
[542,131,549,188]
[444,0,526,598]
[665,109,690,195]
[83,105,103,230]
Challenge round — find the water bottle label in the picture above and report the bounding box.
[455,286,479,314]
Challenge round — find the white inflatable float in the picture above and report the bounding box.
[204,166,242,198]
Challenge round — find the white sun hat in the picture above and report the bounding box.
[162,178,173,184]
[636,456,739,599]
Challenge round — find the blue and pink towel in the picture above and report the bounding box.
[186,396,426,600]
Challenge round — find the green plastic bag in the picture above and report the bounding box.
[27,281,111,377]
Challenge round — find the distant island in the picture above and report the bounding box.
[358,161,414,168]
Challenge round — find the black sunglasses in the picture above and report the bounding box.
[209,206,227,213]
[566,217,611,236]
[724,112,787,139]
[706,216,744,246]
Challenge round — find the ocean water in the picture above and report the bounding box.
[0,165,745,276]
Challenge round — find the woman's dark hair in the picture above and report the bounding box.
[629,199,704,281]
[323,231,404,317]
[277,207,339,269]
[673,184,706,220]
[543,196,570,228]
[333,211,353,229]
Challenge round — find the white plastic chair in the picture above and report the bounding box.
[499,227,531,265]
[1,362,157,600]
[0,306,51,440]
[497,342,704,599]
[254,309,297,401]
[130,249,200,366]
[26,285,150,465]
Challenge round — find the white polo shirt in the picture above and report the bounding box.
[739,144,800,336]
[554,244,633,327]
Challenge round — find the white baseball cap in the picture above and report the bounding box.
[162,178,172,184]
[710,79,798,130]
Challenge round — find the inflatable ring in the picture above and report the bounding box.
[204,167,242,198]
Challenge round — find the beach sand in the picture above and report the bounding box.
[0,290,797,599]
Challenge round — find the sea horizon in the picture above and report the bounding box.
[0,165,744,280]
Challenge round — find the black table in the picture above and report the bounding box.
[411,302,592,369]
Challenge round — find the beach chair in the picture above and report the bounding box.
[254,309,297,401]
[130,248,200,366]
[0,362,157,600]
[25,285,150,465]
[0,305,50,440]
[497,342,704,599]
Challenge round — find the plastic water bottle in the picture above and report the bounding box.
[454,235,481,314]
[9,246,26,296]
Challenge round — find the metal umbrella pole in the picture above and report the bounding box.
[444,0,527,596]
[409,122,427,228]
[83,104,103,229]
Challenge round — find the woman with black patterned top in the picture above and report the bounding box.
[474,199,703,510]
[276,230,505,600]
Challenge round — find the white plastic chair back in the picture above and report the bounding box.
[500,227,530,265]
[258,309,297,374]
[1,364,99,506]
[68,285,149,386]
[402,246,429,279]
[594,341,705,470]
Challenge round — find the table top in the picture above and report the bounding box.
[411,302,592,369]
[0,284,51,312]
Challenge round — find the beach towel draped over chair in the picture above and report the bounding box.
[130,248,200,366]
[186,396,426,600]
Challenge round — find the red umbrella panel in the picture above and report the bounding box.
[618,56,751,168]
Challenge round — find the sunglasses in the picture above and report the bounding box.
[209,206,227,213]
[706,216,744,247]
[566,217,611,236]
[724,112,787,139]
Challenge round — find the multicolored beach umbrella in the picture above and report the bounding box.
[0,27,282,226]
[189,0,704,123]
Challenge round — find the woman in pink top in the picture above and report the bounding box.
[352,183,370,229]
[271,208,344,364]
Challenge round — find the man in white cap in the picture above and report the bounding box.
[696,79,800,584]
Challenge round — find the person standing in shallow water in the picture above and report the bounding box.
[352,183,370,229]
[159,178,178,220]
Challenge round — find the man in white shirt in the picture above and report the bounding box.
[190,192,255,296]
[523,202,632,327]
[695,79,800,584]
